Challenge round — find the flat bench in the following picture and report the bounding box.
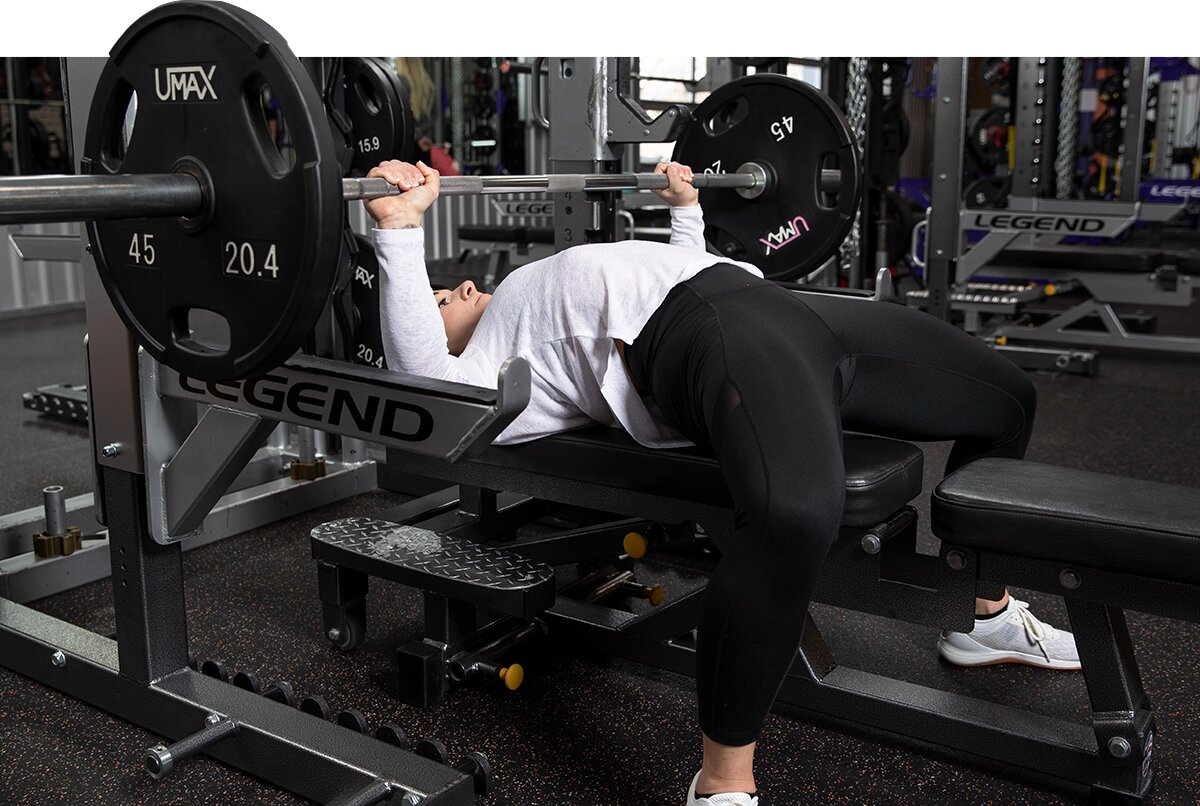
[934,458,1200,587]
[390,428,923,530]
[457,225,555,245]
[931,458,1200,801]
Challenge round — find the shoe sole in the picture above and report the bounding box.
[937,641,1081,671]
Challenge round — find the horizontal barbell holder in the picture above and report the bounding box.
[0,163,843,227]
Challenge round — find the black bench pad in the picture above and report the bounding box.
[465,429,923,528]
[992,246,1164,273]
[458,225,555,244]
[932,458,1200,585]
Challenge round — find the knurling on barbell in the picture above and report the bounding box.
[0,1,862,381]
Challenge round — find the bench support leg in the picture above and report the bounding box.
[1065,599,1156,802]
[397,594,479,707]
[318,561,369,652]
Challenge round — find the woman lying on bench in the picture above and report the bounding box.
[364,159,1079,806]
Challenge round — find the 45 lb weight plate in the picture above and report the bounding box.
[83,1,344,381]
[672,74,862,281]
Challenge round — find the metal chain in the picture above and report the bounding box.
[1055,57,1081,198]
[838,57,869,276]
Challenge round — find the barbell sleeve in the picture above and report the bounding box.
[0,173,204,225]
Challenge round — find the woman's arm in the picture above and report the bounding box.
[367,161,477,386]
[653,161,707,251]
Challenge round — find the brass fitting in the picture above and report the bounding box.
[32,526,82,558]
[290,458,327,481]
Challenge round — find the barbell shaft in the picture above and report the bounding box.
[0,166,843,227]
[345,167,842,199]
[344,169,766,200]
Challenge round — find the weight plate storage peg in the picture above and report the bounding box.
[82,1,345,381]
[672,74,862,281]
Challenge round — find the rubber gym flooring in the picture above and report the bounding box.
[1,294,1199,805]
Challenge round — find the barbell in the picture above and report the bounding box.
[0,1,861,382]
[0,163,821,225]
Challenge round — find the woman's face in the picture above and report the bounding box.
[434,280,491,355]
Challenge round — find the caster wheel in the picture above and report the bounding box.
[327,612,365,651]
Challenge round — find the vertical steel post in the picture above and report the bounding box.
[548,57,620,253]
[925,58,968,322]
[1118,58,1149,201]
[1012,57,1049,198]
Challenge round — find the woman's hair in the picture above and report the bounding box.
[393,57,435,131]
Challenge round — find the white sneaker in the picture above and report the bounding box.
[686,772,759,806]
[937,598,1081,670]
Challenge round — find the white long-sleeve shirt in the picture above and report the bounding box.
[376,205,762,447]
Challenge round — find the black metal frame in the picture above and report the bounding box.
[0,466,474,805]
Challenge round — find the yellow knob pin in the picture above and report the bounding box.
[648,584,665,607]
[500,664,524,691]
[623,532,648,559]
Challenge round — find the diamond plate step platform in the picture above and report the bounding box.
[312,517,555,619]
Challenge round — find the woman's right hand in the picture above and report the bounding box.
[651,161,699,207]
[364,160,440,229]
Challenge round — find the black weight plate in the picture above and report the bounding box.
[349,234,387,369]
[672,74,862,281]
[344,56,415,176]
[963,175,1011,209]
[967,107,1009,169]
[82,1,343,381]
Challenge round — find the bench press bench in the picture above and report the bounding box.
[313,425,1200,802]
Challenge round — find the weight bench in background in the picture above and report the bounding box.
[984,246,1200,355]
[456,225,555,291]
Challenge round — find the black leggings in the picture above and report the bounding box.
[624,264,1036,746]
